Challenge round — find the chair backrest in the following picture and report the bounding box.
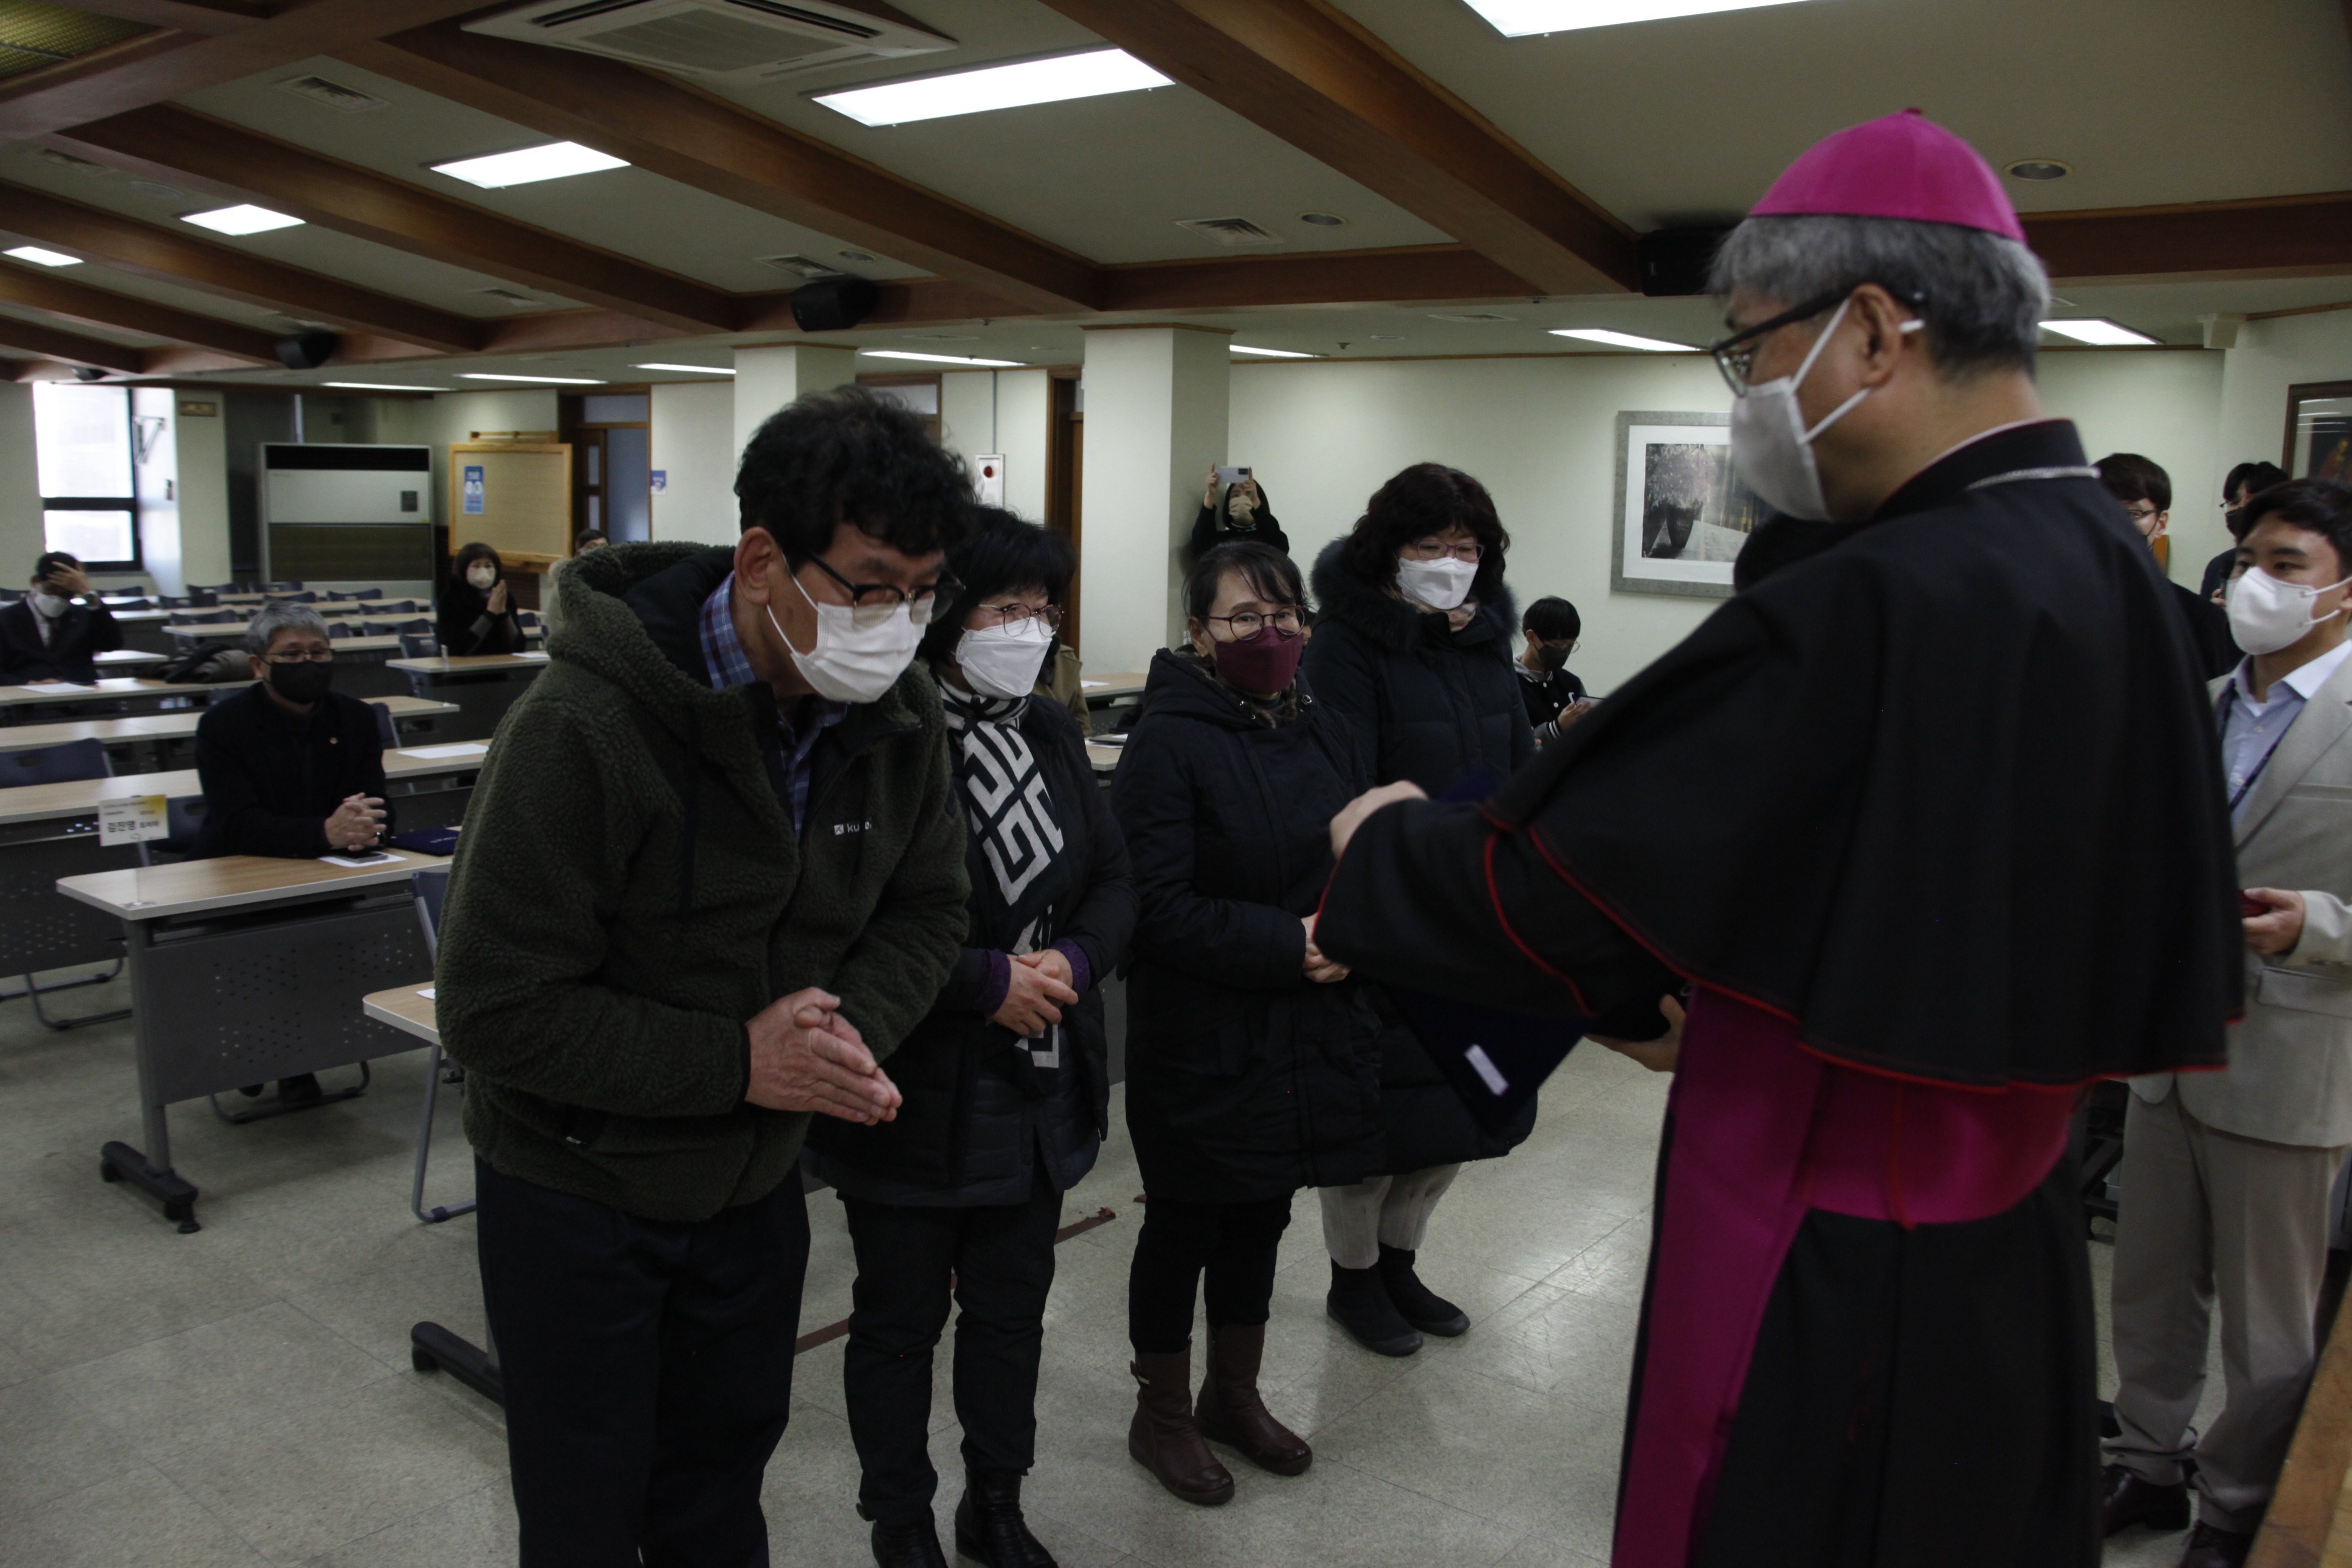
[141,793,207,866]
[160,595,190,609]
[0,587,21,602]
[187,589,219,607]
[327,622,354,640]
[369,701,397,748]
[187,609,239,624]
[111,597,152,611]
[266,580,304,592]
[399,632,440,660]
[353,587,384,600]
[412,867,451,959]
[3,739,111,787]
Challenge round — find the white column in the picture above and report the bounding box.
[0,382,40,571]
[1076,326,1231,671]
[733,344,859,462]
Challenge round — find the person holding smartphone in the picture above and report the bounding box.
[0,549,121,684]
[1188,465,1289,562]
[438,540,526,656]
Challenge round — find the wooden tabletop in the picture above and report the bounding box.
[1085,742,1123,774]
[57,846,449,921]
[94,649,168,668]
[0,697,463,756]
[1079,671,1148,696]
[0,676,250,711]
[388,652,553,674]
[0,739,486,827]
[362,983,440,1047]
[167,628,410,651]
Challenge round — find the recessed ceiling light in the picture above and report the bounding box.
[181,204,303,235]
[634,363,736,375]
[1230,345,1316,358]
[2040,318,2158,347]
[1298,211,1346,227]
[1465,0,1815,34]
[430,142,628,190]
[2006,158,2072,181]
[840,250,878,263]
[323,382,442,392]
[859,350,1025,367]
[4,246,81,267]
[813,49,1172,128]
[1550,328,1694,351]
[1369,334,1405,341]
[128,180,185,201]
[35,148,110,178]
[278,75,388,114]
[457,372,605,384]
[1429,311,1516,322]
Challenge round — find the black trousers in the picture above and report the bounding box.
[475,1158,811,1568]
[1126,1193,1293,1355]
[840,1174,1063,1525]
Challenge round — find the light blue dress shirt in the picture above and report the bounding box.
[2219,639,2352,826]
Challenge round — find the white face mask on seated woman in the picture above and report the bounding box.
[466,565,498,591]
[955,619,1054,701]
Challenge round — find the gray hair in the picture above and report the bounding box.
[244,601,328,656]
[1708,214,2050,378]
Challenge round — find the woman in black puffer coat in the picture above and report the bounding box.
[804,510,1135,1568]
[1112,541,1383,1509]
[1300,462,1540,1361]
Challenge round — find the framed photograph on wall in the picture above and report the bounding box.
[2284,380,2352,481]
[1610,411,1771,600]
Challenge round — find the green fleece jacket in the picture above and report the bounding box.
[435,542,970,1222]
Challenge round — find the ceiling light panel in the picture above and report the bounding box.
[180,205,303,235]
[634,363,736,374]
[431,142,629,190]
[324,382,443,392]
[2040,319,2159,346]
[1230,345,1315,358]
[1551,328,1694,351]
[1465,0,1816,35]
[458,372,605,384]
[4,246,80,267]
[859,350,1024,367]
[813,49,1171,127]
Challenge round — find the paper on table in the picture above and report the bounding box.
[519,651,551,660]
[319,851,398,867]
[401,742,489,759]
[1080,680,1106,689]
[418,986,436,1000]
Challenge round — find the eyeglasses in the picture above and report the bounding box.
[972,602,1064,633]
[1208,608,1305,637]
[803,554,962,628]
[262,650,333,664]
[1402,538,1483,563]
[1707,284,1925,397]
[2122,506,2161,524]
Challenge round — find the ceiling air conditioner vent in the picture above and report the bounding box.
[1427,311,1517,322]
[467,0,955,82]
[1175,217,1283,248]
[758,253,843,279]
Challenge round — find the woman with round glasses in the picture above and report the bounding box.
[1111,539,1384,1506]
[803,508,1135,1568]
[1301,462,1537,1359]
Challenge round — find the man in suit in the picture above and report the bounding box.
[0,550,120,683]
[2105,476,2352,1568]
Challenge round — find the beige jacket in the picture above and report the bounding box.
[2134,653,2352,1148]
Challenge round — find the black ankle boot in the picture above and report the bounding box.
[954,1470,1056,1567]
[1378,1244,1469,1336]
[1326,1261,1421,1356]
[863,1509,946,1568]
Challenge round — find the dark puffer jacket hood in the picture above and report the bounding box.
[1308,536,1517,655]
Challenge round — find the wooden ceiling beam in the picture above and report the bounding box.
[1102,243,1536,312]
[44,1,275,32]
[0,1,497,142]
[48,105,737,333]
[343,26,1107,315]
[2025,192,2352,284]
[0,259,278,361]
[0,314,146,373]
[0,181,483,351]
[1034,0,1636,297]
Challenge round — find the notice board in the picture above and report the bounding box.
[447,442,570,567]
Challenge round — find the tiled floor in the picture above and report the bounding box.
[0,965,2218,1566]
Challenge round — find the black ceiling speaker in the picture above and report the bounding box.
[274,329,341,370]
[1637,228,1733,298]
[70,365,107,382]
[789,276,879,332]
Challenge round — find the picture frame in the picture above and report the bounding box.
[1609,411,1770,601]
[2283,380,2352,481]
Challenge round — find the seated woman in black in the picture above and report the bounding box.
[803,508,1136,1568]
[0,550,121,683]
[438,541,525,656]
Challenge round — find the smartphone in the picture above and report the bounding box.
[2241,893,2269,918]
[1215,465,1251,486]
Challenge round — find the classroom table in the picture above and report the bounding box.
[0,675,252,723]
[162,631,428,700]
[0,697,461,772]
[61,850,448,1232]
[389,652,551,741]
[1085,740,1122,777]
[95,648,168,671]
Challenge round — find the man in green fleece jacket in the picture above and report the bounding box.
[436,386,973,1567]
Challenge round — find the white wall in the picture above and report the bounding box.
[132,387,180,595]
[650,379,738,544]
[2037,350,2226,586]
[2220,307,2352,493]
[939,368,1051,521]
[0,383,39,577]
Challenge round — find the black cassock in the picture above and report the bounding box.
[1318,420,2240,1568]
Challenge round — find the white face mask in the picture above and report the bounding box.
[1728,297,1923,524]
[2226,565,2352,657]
[466,566,498,591]
[1396,554,1477,611]
[954,619,1054,701]
[766,568,921,704]
[28,591,66,619]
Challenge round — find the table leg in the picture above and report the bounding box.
[95,919,200,1233]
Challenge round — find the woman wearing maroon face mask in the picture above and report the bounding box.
[1108,541,1385,1509]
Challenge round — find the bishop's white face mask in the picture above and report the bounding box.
[955,619,1054,701]
[2226,565,2352,657]
[1396,554,1478,611]
[1728,297,1924,524]
[766,568,921,704]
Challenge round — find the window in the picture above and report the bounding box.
[33,382,139,569]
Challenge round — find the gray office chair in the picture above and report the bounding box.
[369,701,398,750]
[352,588,384,600]
[184,609,238,625]
[137,794,205,867]
[265,580,304,592]
[405,867,472,1223]
[398,632,440,660]
[326,622,354,640]
[3,740,130,1029]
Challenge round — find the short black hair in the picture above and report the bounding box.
[2241,478,2352,580]
[573,529,607,553]
[2225,462,2288,504]
[1522,596,1581,642]
[736,384,971,567]
[918,507,1074,663]
[1186,540,1303,626]
[2095,453,2171,513]
[32,550,78,582]
[1338,463,1512,602]
[453,541,503,578]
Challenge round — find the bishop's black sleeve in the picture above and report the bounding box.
[1318,795,1679,1035]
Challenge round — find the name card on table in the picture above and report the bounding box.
[99,795,167,845]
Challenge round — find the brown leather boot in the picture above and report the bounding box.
[1194,1324,1312,1476]
[1128,1351,1235,1506]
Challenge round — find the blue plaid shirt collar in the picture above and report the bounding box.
[699,573,848,830]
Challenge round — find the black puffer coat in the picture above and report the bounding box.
[1110,649,1384,1204]
[1303,537,1539,1170]
[804,695,1135,1205]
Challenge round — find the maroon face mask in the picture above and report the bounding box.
[1209,624,1304,694]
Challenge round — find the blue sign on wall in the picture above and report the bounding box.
[650,469,667,494]
[462,464,485,516]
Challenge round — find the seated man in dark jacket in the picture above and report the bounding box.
[0,551,121,683]
[190,602,390,860]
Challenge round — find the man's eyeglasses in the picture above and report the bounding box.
[804,555,962,628]
[262,650,333,664]
[1403,538,1483,563]
[1208,608,1305,637]
[972,602,1064,633]
[2122,506,2161,525]
[1707,284,1925,397]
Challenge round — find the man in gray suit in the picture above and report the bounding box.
[2105,476,2352,1568]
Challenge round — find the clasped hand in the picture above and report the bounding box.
[993,950,1079,1035]
[745,986,901,1124]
